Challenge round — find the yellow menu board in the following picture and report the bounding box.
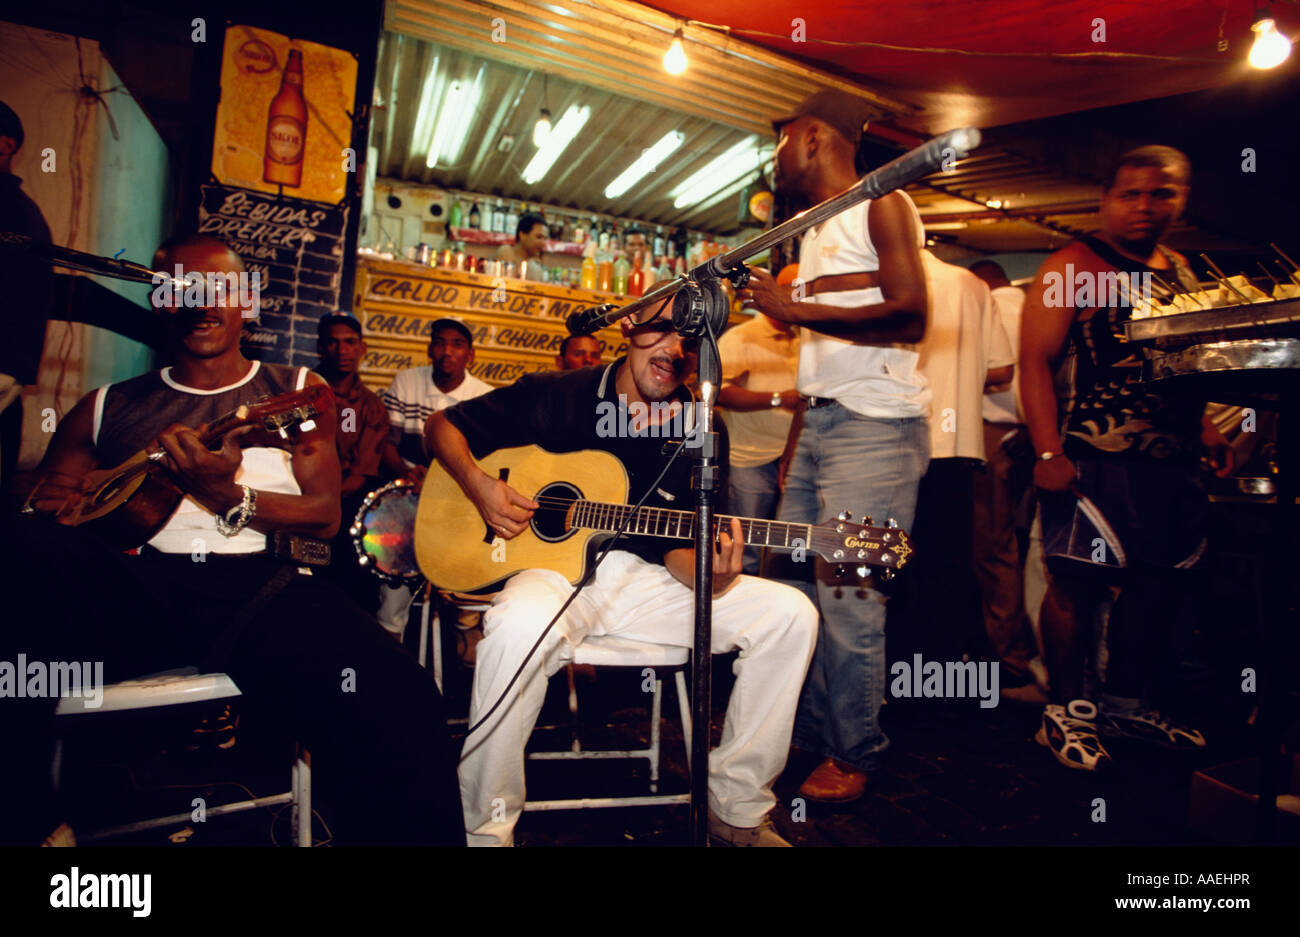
[355,257,628,391]
[212,25,357,205]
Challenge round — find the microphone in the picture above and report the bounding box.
[565,303,618,336]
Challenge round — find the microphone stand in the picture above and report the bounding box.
[571,126,982,847]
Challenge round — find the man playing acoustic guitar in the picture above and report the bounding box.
[1,234,463,846]
[426,290,818,847]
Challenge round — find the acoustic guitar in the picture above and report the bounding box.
[414,445,913,593]
[47,384,332,549]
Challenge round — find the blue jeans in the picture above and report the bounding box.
[728,459,781,575]
[777,404,928,772]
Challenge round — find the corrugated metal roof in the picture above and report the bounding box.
[371,31,773,232]
[375,0,915,234]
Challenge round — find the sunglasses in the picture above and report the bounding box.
[629,318,700,352]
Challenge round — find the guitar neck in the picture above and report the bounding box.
[570,500,812,554]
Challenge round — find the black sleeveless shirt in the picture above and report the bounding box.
[94,362,306,465]
[1057,236,1204,462]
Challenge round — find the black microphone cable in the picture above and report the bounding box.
[460,433,692,745]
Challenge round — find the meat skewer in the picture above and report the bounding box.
[1257,261,1282,288]
[1269,242,1300,276]
[1199,253,1252,303]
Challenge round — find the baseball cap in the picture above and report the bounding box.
[772,89,874,148]
[317,311,363,338]
[428,317,473,344]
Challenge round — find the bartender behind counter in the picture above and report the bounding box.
[495,212,550,281]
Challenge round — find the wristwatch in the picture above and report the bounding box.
[770,392,782,408]
[1039,451,1063,462]
[215,484,257,537]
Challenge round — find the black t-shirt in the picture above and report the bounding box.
[443,358,727,565]
[0,173,54,384]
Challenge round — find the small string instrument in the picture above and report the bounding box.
[48,384,331,548]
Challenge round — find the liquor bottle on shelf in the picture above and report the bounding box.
[468,201,481,229]
[613,250,630,295]
[492,199,506,234]
[580,241,597,290]
[504,200,518,234]
[653,225,665,258]
[572,216,586,245]
[628,250,646,297]
[448,196,463,230]
[263,49,307,188]
[597,244,614,293]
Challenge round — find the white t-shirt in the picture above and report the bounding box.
[916,252,1015,461]
[719,315,799,467]
[381,365,493,461]
[981,285,1026,425]
[140,364,307,554]
[795,194,929,419]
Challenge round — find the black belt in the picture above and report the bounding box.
[137,533,330,566]
[266,531,331,566]
[804,396,838,409]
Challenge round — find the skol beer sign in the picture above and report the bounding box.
[211,25,357,205]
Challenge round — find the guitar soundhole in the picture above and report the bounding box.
[531,482,581,543]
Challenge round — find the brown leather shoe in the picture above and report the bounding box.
[798,757,869,803]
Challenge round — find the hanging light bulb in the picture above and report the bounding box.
[534,108,552,147]
[663,27,688,75]
[1249,16,1292,69]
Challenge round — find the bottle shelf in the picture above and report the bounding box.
[448,227,586,257]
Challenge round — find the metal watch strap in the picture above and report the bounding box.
[216,485,257,537]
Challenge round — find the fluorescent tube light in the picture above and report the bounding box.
[521,104,591,185]
[425,67,484,169]
[670,137,762,210]
[604,131,685,199]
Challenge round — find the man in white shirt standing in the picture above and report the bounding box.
[888,252,1014,674]
[377,318,493,640]
[717,312,800,575]
[968,260,1045,699]
[741,88,929,804]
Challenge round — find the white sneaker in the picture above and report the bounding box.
[1099,707,1206,749]
[1035,700,1113,772]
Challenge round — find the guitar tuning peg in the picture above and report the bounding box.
[879,568,895,582]
[862,515,873,527]
[299,419,317,433]
[885,517,899,529]
[855,565,870,579]
[277,426,290,440]
[834,565,846,578]
[837,509,852,521]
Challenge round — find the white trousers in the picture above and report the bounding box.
[459,551,818,846]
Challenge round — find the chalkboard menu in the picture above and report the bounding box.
[198,182,349,366]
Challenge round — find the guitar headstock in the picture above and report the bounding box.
[807,512,914,578]
[241,383,334,440]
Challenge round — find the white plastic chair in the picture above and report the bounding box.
[524,634,692,811]
[55,671,311,846]
[425,594,694,810]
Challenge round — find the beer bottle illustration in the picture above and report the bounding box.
[263,49,306,187]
